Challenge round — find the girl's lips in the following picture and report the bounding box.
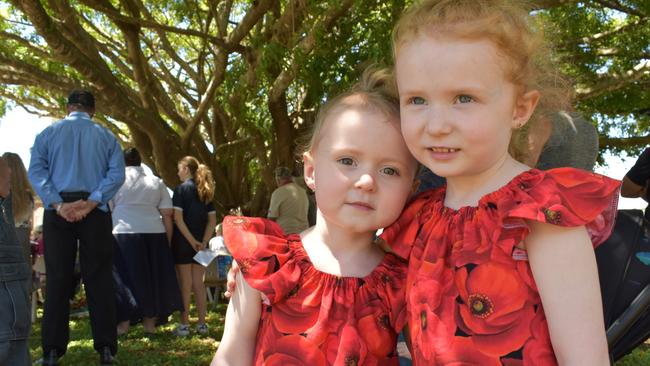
[430,146,460,153]
[347,201,374,210]
[428,146,460,160]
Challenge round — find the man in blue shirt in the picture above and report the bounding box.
[29,90,125,365]
[0,156,31,366]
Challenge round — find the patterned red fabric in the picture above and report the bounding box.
[223,216,408,365]
[381,168,620,365]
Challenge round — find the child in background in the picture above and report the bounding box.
[212,69,418,365]
[171,156,217,336]
[383,0,620,364]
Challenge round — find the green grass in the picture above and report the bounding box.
[27,295,650,365]
[29,300,227,365]
[618,344,650,366]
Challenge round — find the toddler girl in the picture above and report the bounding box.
[383,0,620,364]
[212,69,419,365]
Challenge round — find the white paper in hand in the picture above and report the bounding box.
[193,248,218,267]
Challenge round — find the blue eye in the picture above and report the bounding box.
[456,95,473,103]
[380,167,399,176]
[408,97,426,105]
[337,157,355,166]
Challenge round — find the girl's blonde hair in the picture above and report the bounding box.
[179,156,215,204]
[299,66,401,155]
[2,152,34,224]
[393,0,571,162]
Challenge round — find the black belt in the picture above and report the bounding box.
[60,191,90,202]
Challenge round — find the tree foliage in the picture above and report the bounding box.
[537,0,650,158]
[0,0,648,214]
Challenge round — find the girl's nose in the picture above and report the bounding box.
[425,108,452,136]
[354,173,376,192]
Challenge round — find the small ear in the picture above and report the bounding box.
[302,152,316,191]
[512,89,540,128]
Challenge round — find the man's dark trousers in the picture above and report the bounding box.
[42,208,117,356]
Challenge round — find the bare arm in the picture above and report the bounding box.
[173,209,202,251]
[525,221,609,365]
[159,208,173,244]
[211,268,261,366]
[621,176,646,199]
[202,212,217,247]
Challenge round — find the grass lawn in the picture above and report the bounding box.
[29,300,227,365]
[27,297,650,365]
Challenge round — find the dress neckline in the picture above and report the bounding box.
[434,168,537,215]
[288,237,394,281]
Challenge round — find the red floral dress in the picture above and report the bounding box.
[222,216,408,365]
[381,168,620,365]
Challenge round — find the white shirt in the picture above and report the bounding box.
[111,166,172,234]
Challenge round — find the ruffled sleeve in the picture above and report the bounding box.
[222,216,302,304]
[498,168,620,248]
[380,190,436,260]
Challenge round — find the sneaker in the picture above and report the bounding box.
[196,323,208,335]
[174,324,190,336]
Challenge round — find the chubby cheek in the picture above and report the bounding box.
[466,124,512,156]
[313,171,339,204]
[399,117,422,158]
[381,186,412,225]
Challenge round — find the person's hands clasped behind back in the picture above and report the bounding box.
[56,199,99,222]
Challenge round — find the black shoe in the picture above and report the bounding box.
[99,346,115,365]
[42,350,60,366]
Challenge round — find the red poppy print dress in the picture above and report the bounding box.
[222,216,408,366]
[381,168,620,365]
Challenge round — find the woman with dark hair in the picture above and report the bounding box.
[110,147,182,335]
[171,156,216,336]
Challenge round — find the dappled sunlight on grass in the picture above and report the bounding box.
[29,302,227,365]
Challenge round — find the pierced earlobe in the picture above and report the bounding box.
[302,152,316,192]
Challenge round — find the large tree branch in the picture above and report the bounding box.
[591,0,645,18]
[0,89,60,117]
[530,0,579,10]
[77,0,230,49]
[104,0,191,132]
[133,0,200,82]
[558,16,648,52]
[0,53,76,91]
[581,16,647,45]
[600,135,650,150]
[272,0,308,45]
[77,14,134,79]
[575,60,650,101]
[10,0,134,109]
[46,0,118,78]
[0,31,51,59]
[179,0,277,150]
[226,0,277,46]
[181,51,227,150]
[213,0,233,38]
[269,0,354,102]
